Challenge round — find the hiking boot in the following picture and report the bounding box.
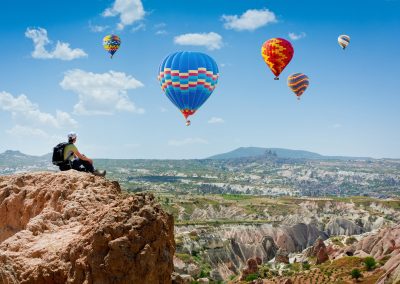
[93,169,106,177]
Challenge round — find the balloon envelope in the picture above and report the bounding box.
[103,34,121,58]
[338,35,350,49]
[158,51,219,122]
[261,38,294,79]
[288,73,309,99]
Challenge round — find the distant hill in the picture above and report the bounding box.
[207,147,372,160]
[0,150,51,168]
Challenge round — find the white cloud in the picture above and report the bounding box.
[154,23,167,35]
[222,9,277,31]
[289,32,306,41]
[156,30,168,35]
[333,123,342,129]
[6,125,48,138]
[174,32,223,50]
[208,117,225,124]
[131,23,146,32]
[60,69,145,115]
[168,138,209,146]
[89,22,109,33]
[25,27,87,60]
[154,23,166,29]
[102,0,145,30]
[0,91,77,128]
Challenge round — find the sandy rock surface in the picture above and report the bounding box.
[0,171,175,284]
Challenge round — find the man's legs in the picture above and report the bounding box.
[71,158,94,173]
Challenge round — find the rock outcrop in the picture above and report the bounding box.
[275,248,289,264]
[378,252,400,284]
[323,224,400,284]
[304,237,329,264]
[0,171,175,283]
[355,225,399,259]
[325,217,363,236]
[354,224,400,284]
[261,236,278,262]
[239,258,259,281]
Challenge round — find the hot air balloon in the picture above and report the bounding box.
[261,38,294,80]
[103,34,121,58]
[288,73,309,100]
[158,51,219,126]
[338,35,350,50]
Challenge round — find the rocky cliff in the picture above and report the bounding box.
[354,225,400,284]
[0,171,175,284]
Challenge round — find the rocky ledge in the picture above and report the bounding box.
[0,171,175,284]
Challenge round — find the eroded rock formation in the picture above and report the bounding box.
[0,171,175,284]
[355,225,400,284]
[239,258,259,281]
[275,248,289,264]
[304,237,329,264]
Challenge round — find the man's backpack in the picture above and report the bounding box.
[52,142,70,166]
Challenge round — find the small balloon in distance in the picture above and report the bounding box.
[103,34,121,58]
[338,35,350,50]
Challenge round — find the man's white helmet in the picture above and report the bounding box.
[67,132,77,140]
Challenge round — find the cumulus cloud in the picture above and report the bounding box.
[6,125,49,138]
[25,27,87,60]
[208,117,224,124]
[168,138,209,146]
[102,0,145,30]
[222,9,277,31]
[174,32,223,50]
[60,69,145,115]
[289,32,306,40]
[0,91,77,128]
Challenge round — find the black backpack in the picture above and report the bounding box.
[52,142,70,165]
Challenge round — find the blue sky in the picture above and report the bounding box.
[0,0,399,159]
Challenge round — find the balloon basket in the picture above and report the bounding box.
[274,77,279,80]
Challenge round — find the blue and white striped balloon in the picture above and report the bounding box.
[158,51,219,125]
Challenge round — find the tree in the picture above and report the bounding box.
[351,269,362,281]
[302,262,311,270]
[364,256,377,271]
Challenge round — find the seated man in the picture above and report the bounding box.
[61,132,106,177]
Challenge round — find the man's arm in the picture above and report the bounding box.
[74,149,93,164]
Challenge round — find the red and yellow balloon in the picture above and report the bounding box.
[261,38,294,80]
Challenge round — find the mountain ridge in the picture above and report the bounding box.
[0,148,382,162]
[207,146,373,160]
